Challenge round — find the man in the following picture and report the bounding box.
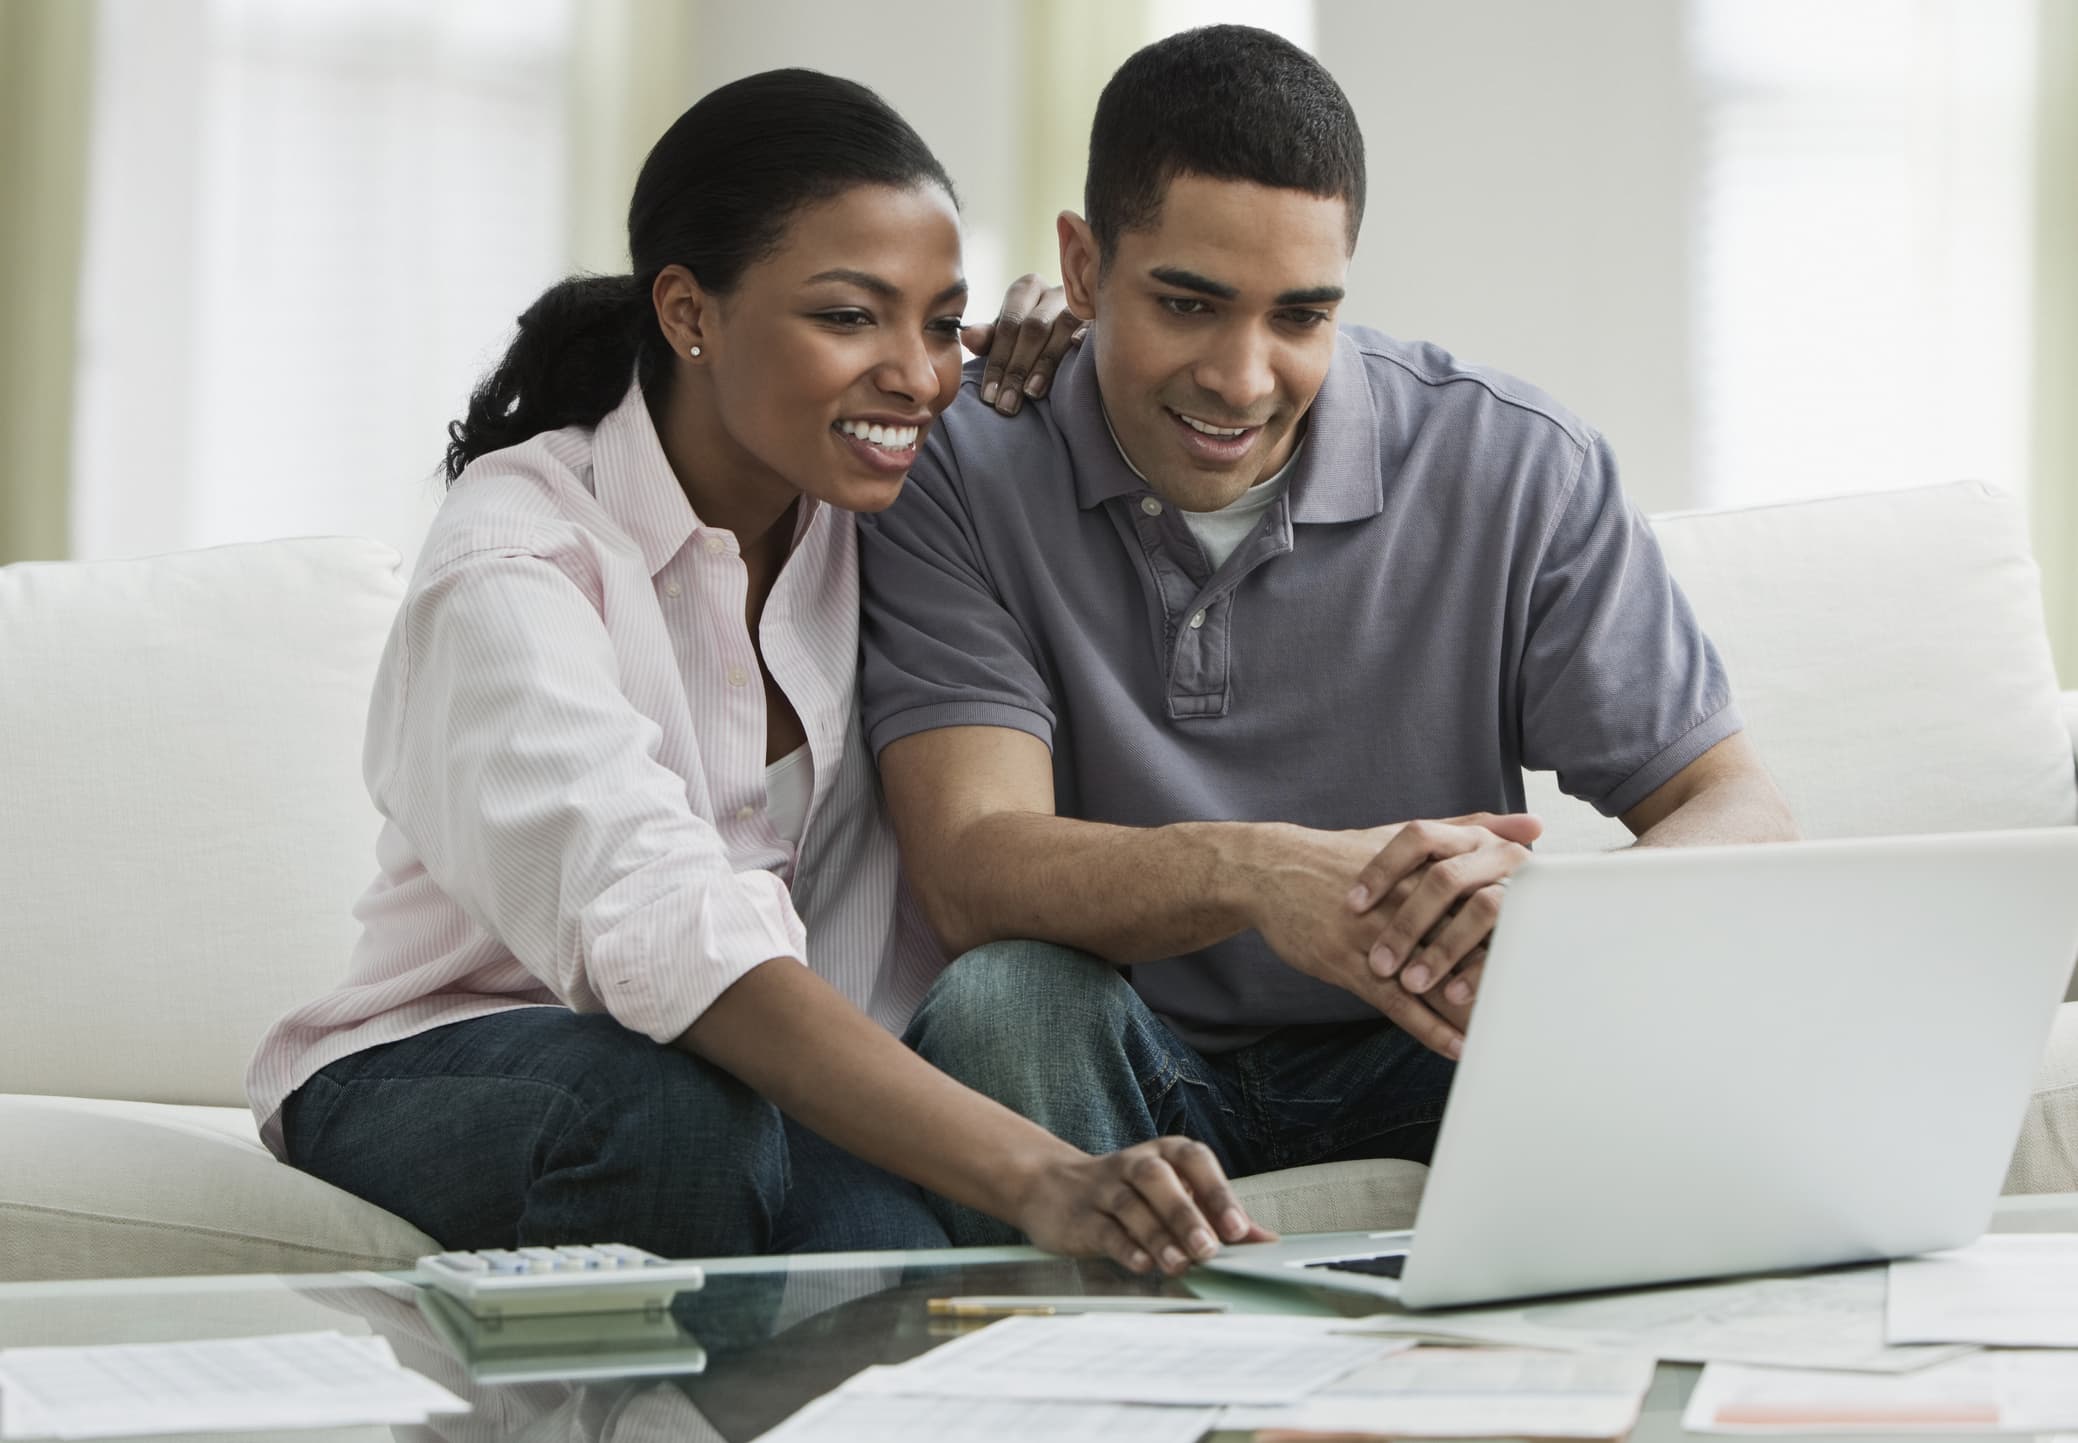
[859,26,1798,1254]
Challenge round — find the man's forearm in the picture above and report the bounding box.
[921,811,1289,962]
[1631,775,1800,848]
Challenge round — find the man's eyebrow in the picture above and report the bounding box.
[804,269,969,307]
[1149,266,1237,300]
[1148,267,1345,308]
[1275,285,1345,306]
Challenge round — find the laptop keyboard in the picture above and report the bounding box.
[1304,1253,1407,1278]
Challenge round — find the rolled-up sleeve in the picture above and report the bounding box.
[1519,432,1743,817]
[370,545,807,1042]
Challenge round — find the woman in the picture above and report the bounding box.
[246,69,1269,1271]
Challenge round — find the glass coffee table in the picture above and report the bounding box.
[2,1194,2071,1442]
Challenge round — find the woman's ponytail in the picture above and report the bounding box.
[441,274,652,484]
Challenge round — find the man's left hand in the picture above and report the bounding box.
[962,273,1087,417]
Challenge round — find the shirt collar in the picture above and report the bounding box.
[590,380,700,577]
[1050,328,1382,523]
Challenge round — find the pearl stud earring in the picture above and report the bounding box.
[688,345,702,358]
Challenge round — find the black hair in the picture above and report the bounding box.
[442,69,956,484]
[1084,25,1364,262]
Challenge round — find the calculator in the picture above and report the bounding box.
[415,1245,706,1318]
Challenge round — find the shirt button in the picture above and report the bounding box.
[705,536,730,556]
[663,582,681,598]
[736,804,756,821]
[1188,609,1206,629]
[727,666,750,687]
[1140,496,1164,517]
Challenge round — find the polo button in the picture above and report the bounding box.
[1140,496,1164,517]
[1188,609,1206,629]
[727,667,750,687]
[736,805,756,821]
[664,582,681,597]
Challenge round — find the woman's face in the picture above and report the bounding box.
[696,181,968,514]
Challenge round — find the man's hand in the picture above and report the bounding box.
[1016,1137,1276,1276]
[1243,824,1474,1058]
[961,273,1086,416]
[1348,813,1542,1007]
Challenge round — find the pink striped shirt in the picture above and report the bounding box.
[247,382,945,1155]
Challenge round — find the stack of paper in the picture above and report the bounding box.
[1888,1235,2078,1347]
[753,1314,1663,1443]
[0,1331,469,1440]
[1223,1346,1658,1440]
[1684,1352,2078,1434]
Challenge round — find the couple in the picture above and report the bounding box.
[248,26,1795,1272]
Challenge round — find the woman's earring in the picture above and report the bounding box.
[689,345,702,358]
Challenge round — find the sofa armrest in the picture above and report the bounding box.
[2065,691,2078,771]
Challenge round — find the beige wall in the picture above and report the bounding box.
[1314,0,1698,515]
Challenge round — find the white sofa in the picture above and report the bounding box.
[3,480,2075,1282]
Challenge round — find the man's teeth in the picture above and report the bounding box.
[837,419,919,451]
[1178,413,1248,437]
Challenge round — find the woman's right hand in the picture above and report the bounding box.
[1015,1137,1277,1276]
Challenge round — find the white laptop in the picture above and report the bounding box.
[1207,829,2078,1310]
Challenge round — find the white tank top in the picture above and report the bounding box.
[764,743,813,846]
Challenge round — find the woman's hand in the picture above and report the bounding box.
[961,273,1088,417]
[1015,1137,1277,1276]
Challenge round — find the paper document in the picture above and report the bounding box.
[1335,1264,1972,1372]
[1220,1345,1657,1439]
[1683,1353,2078,1434]
[753,1386,1219,1443]
[1888,1235,2078,1346]
[842,1314,1407,1406]
[0,1330,469,1440]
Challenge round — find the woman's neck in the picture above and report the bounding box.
[647,380,801,557]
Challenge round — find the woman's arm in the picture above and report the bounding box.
[684,958,1269,1273]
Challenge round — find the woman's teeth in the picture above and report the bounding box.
[1178,413,1248,437]
[837,419,919,451]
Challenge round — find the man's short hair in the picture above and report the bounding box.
[1085,25,1366,262]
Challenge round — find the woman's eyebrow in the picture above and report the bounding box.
[805,269,968,306]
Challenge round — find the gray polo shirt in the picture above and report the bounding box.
[859,325,1740,1047]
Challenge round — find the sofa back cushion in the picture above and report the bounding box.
[0,538,402,1106]
[1525,481,2077,851]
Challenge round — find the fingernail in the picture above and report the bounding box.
[997,392,1019,416]
[1129,1249,1151,1271]
[1161,1246,1188,1272]
[1404,964,1430,991]
[1222,1208,1248,1241]
[1024,372,1046,397]
[1190,1228,1219,1259]
[981,381,998,404]
[1347,884,1370,911]
[1371,944,1397,977]
[1448,1036,1465,1060]
[1447,979,1471,1005]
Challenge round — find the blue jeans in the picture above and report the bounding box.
[902,941,1458,1245]
[282,1008,948,1256]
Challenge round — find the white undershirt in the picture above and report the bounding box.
[1100,405,1301,571]
[764,743,813,847]
[1178,465,1294,570]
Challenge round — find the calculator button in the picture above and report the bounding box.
[434,1252,489,1272]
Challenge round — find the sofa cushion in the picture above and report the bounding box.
[1525,482,2076,851]
[1231,1158,1428,1235]
[0,1095,437,1281]
[0,537,403,1106]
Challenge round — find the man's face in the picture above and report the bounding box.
[1072,175,1351,512]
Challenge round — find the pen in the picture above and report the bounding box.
[926,1295,1230,1318]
